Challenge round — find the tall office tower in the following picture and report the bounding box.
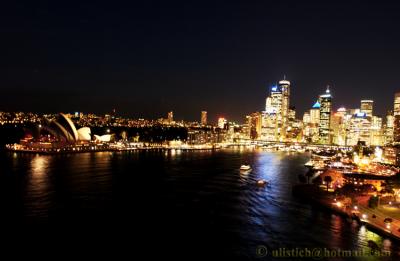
[265,97,272,112]
[248,112,262,140]
[306,101,321,143]
[385,111,394,145]
[331,108,347,146]
[394,93,400,116]
[348,112,371,146]
[201,111,207,126]
[268,84,283,141]
[168,111,174,123]
[303,112,311,124]
[262,78,291,141]
[394,93,400,143]
[310,101,321,124]
[261,112,277,141]
[370,116,383,146]
[270,85,283,115]
[218,117,227,129]
[279,79,291,135]
[360,100,374,118]
[319,86,332,144]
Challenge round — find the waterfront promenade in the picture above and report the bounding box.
[293,184,400,241]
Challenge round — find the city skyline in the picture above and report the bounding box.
[4,1,400,258]
[3,1,400,121]
[1,82,398,124]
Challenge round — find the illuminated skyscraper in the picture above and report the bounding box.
[261,112,277,141]
[168,111,174,123]
[310,101,321,124]
[270,85,282,115]
[331,107,347,146]
[385,111,394,145]
[265,97,272,113]
[218,117,227,129]
[264,84,282,141]
[201,111,207,126]
[303,112,310,124]
[279,78,291,134]
[347,112,370,146]
[394,93,400,143]
[370,116,383,146]
[360,100,373,118]
[248,112,262,139]
[306,101,321,143]
[319,86,332,144]
[263,77,291,141]
[394,93,400,116]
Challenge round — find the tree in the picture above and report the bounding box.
[368,195,379,209]
[324,176,333,191]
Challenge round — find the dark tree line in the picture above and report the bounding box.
[0,124,31,146]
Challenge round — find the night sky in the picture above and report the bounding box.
[2,1,400,123]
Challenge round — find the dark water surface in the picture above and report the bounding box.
[0,149,398,259]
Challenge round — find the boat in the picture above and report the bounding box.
[257,179,268,187]
[240,164,251,171]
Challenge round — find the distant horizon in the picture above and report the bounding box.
[1,85,398,125]
[3,1,400,122]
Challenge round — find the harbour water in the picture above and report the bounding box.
[0,148,398,259]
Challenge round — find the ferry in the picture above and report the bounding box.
[257,179,268,187]
[240,164,251,171]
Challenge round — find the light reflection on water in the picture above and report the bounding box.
[25,155,51,218]
[1,149,400,258]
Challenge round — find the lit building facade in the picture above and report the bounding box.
[318,87,332,144]
[310,101,321,124]
[394,93,400,143]
[247,112,262,139]
[279,79,291,136]
[261,112,277,141]
[218,117,227,129]
[201,111,207,126]
[346,112,372,146]
[360,100,373,118]
[168,111,174,123]
[331,107,347,146]
[303,112,310,124]
[385,111,394,145]
[370,116,383,146]
[262,78,292,142]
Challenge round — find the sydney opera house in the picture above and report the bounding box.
[39,113,112,143]
[7,113,114,153]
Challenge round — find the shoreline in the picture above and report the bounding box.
[4,146,221,155]
[292,184,400,242]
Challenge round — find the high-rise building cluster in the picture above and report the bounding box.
[246,77,302,142]
[244,77,400,147]
[3,79,400,148]
[303,90,400,147]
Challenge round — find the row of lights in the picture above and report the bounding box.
[334,199,395,231]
